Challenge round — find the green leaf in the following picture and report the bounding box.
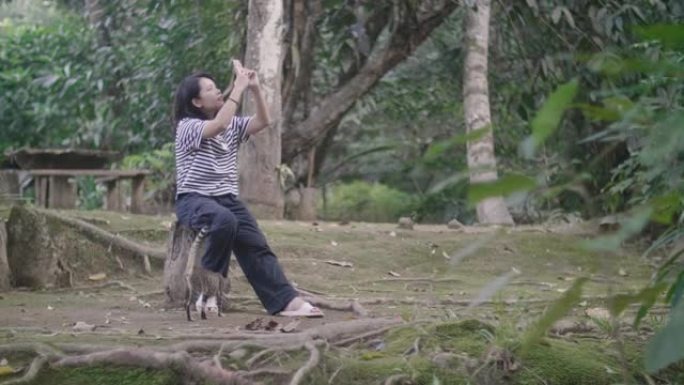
[422,126,491,164]
[521,79,579,158]
[521,277,588,355]
[607,282,668,318]
[581,207,653,252]
[650,193,682,225]
[635,24,684,50]
[468,174,537,204]
[645,300,684,373]
[665,270,684,308]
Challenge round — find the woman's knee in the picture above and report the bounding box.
[213,210,238,232]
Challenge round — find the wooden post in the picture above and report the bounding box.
[35,176,49,208]
[0,170,20,203]
[48,176,76,209]
[105,180,122,211]
[131,175,145,214]
[0,221,11,291]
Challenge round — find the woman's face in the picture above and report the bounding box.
[192,77,223,117]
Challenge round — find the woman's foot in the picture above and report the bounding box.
[279,297,324,318]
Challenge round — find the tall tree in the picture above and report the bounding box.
[281,0,460,182]
[239,0,287,218]
[462,0,514,225]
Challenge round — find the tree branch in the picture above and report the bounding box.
[282,0,460,162]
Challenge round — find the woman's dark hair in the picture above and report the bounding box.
[172,72,215,130]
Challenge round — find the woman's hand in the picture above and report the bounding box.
[233,59,259,91]
[231,60,250,94]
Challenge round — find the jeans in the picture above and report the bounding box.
[176,192,298,314]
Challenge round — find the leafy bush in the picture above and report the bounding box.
[320,181,417,223]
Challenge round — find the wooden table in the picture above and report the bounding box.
[27,169,151,213]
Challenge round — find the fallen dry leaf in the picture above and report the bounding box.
[618,268,628,277]
[264,320,280,331]
[280,320,300,333]
[585,307,610,320]
[88,273,107,281]
[331,241,338,246]
[388,271,401,277]
[442,251,450,260]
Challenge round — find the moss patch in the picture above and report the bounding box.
[305,355,469,385]
[516,339,620,385]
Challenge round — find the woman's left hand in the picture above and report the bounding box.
[244,68,260,90]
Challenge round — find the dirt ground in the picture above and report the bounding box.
[0,209,670,385]
[0,210,655,341]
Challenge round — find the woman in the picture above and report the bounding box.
[173,60,322,318]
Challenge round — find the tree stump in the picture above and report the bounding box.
[6,206,73,288]
[0,221,11,291]
[4,205,156,289]
[163,222,230,309]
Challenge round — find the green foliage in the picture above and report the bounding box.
[0,0,244,153]
[120,142,175,203]
[0,15,100,150]
[646,300,684,373]
[320,181,417,223]
[467,174,537,205]
[521,79,579,158]
[521,277,588,355]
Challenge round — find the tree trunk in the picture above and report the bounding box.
[163,222,230,309]
[463,0,514,225]
[281,1,459,164]
[238,0,286,219]
[0,221,11,291]
[297,187,318,221]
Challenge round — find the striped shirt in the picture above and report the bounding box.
[175,116,251,197]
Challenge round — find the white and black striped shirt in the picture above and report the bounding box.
[175,116,251,197]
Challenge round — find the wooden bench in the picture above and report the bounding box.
[27,169,151,213]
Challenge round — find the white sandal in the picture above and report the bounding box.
[278,302,324,318]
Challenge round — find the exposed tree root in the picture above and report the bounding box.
[0,356,48,385]
[53,348,253,385]
[0,342,63,358]
[41,209,165,261]
[0,318,404,385]
[51,280,138,293]
[354,277,462,286]
[289,340,322,385]
[333,324,402,347]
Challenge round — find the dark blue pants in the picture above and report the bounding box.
[176,193,298,315]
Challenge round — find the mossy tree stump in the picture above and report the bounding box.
[163,222,230,309]
[4,205,161,289]
[6,205,73,288]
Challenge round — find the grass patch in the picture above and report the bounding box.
[25,366,181,385]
